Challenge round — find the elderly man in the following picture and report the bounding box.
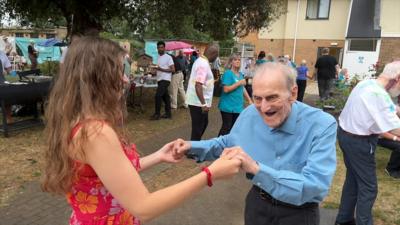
[185,44,219,140]
[174,62,337,225]
[335,61,400,225]
[314,48,340,100]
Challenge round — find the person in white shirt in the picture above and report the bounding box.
[185,44,219,140]
[0,50,13,123]
[150,41,175,120]
[3,37,13,56]
[335,61,400,225]
[0,50,11,83]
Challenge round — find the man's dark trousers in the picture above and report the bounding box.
[245,186,319,225]
[317,78,334,100]
[189,105,208,141]
[296,79,307,102]
[377,138,400,173]
[336,127,378,225]
[155,80,171,116]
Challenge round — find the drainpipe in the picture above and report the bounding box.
[293,0,301,61]
[374,0,381,30]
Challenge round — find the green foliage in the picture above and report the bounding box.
[315,76,363,117]
[38,61,59,76]
[315,82,352,117]
[0,0,286,41]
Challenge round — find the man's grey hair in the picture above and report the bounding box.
[224,53,241,70]
[253,62,297,92]
[379,61,400,80]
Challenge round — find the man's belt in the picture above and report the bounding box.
[252,185,318,209]
[173,70,182,75]
[339,126,375,138]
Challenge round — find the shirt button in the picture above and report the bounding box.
[257,182,261,186]
[277,156,281,160]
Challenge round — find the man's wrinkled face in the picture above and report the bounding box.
[252,69,297,128]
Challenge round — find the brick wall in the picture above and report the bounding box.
[291,39,345,74]
[379,37,400,66]
[240,34,345,74]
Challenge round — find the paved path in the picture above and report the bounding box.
[0,81,337,225]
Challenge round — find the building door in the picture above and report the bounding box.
[317,47,343,65]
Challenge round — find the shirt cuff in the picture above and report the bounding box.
[188,141,209,162]
[252,163,277,192]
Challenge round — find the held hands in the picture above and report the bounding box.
[221,147,260,175]
[207,150,242,180]
[172,138,191,160]
[156,141,184,164]
[170,139,242,181]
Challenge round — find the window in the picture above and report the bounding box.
[46,34,56,39]
[306,0,331,19]
[348,39,378,52]
[30,33,39,38]
[15,33,24,37]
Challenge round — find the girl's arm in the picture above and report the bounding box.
[81,123,241,223]
[139,141,180,172]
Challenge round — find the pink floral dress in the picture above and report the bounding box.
[67,122,141,225]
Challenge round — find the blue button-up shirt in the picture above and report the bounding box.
[189,102,337,206]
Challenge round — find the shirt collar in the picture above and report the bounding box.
[272,102,299,135]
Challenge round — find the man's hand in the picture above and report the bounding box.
[222,147,260,175]
[201,106,210,113]
[172,138,191,160]
[156,141,183,164]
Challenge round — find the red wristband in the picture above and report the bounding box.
[202,167,213,187]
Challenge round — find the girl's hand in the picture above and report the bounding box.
[208,150,242,180]
[156,141,183,164]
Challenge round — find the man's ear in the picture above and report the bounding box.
[290,85,298,102]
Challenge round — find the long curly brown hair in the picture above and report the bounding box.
[42,36,127,194]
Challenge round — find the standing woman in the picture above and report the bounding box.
[42,36,241,225]
[296,59,311,102]
[28,41,38,70]
[218,53,252,136]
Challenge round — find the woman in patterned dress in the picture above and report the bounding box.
[42,36,241,225]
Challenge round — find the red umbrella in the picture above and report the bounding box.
[165,41,192,51]
[182,48,196,54]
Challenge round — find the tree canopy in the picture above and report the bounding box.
[0,0,286,41]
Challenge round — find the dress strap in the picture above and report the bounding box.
[69,123,83,142]
[69,119,106,142]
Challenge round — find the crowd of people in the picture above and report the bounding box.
[43,36,340,225]
[0,34,394,225]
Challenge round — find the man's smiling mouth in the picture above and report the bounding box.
[265,111,277,117]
